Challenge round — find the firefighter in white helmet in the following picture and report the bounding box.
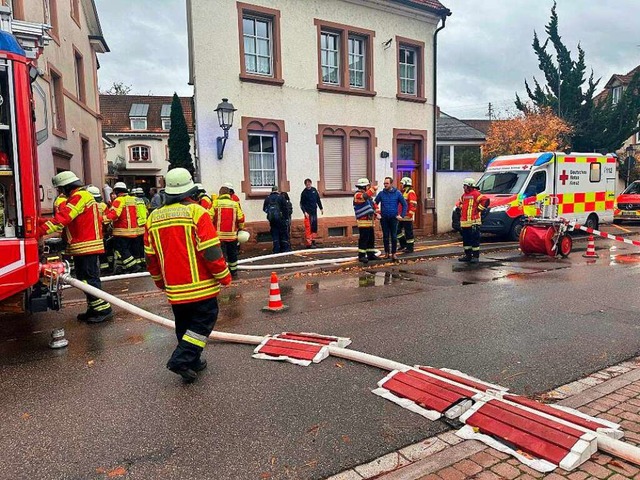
[458,177,489,263]
[353,177,378,263]
[145,167,231,382]
[87,185,112,271]
[106,182,141,273]
[397,177,418,253]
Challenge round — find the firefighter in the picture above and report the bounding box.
[87,185,112,271]
[106,182,141,273]
[53,192,67,215]
[144,168,232,382]
[39,172,113,323]
[195,183,213,213]
[458,177,489,263]
[133,187,149,267]
[353,178,378,264]
[222,182,241,204]
[212,185,245,279]
[397,177,418,253]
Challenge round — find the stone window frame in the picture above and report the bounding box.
[129,144,151,163]
[47,62,66,138]
[396,36,426,103]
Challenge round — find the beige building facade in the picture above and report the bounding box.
[3,0,108,213]
[187,0,450,241]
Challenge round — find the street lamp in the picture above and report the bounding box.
[215,98,237,160]
[626,144,635,188]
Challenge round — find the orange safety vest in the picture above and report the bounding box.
[400,188,418,221]
[40,187,104,255]
[107,193,139,237]
[211,194,245,242]
[144,201,231,304]
[353,187,378,228]
[459,189,489,227]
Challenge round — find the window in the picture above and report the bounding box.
[81,136,90,183]
[130,145,150,162]
[70,0,80,25]
[612,86,622,105]
[239,117,289,197]
[48,64,65,136]
[396,37,425,103]
[237,3,283,85]
[161,104,171,131]
[590,162,601,182]
[11,0,25,20]
[318,125,375,195]
[73,48,86,103]
[131,118,146,130]
[436,145,483,172]
[314,19,375,96]
[436,145,451,170]
[46,0,59,41]
[248,133,276,187]
[129,103,149,130]
[524,171,546,197]
[162,118,171,130]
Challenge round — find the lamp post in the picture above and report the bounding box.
[626,144,635,188]
[215,98,237,160]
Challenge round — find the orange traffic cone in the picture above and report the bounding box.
[262,272,289,312]
[582,235,599,258]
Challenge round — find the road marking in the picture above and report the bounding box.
[414,242,462,252]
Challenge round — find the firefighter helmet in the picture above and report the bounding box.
[87,185,101,198]
[463,177,476,187]
[165,168,195,195]
[355,178,370,188]
[113,181,128,192]
[195,183,206,193]
[222,182,235,191]
[237,230,250,244]
[52,171,80,187]
[400,177,412,187]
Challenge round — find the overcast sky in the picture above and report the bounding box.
[94,0,640,119]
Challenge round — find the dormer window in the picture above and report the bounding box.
[129,103,149,130]
[612,86,623,105]
[161,104,171,131]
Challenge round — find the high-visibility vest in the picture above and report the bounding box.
[40,187,104,256]
[107,194,139,237]
[212,194,245,241]
[459,189,489,227]
[144,201,231,304]
[134,196,148,232]
[401,188,418,221]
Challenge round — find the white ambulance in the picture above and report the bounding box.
[476,152,617,240]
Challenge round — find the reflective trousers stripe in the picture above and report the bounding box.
[183,330,207,348]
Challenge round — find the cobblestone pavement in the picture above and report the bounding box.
[327,358,640,480]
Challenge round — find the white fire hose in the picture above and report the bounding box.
[59,273,640,468]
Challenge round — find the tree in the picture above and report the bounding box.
[167,93,194,174]
[101,81,132,95]
[515,2,640,152]
[483,108,573,161]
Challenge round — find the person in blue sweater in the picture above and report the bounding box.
[375,177,407,261]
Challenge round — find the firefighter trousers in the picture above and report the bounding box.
[357,227,377,260]
[397,220,414,251]
[167,296,219,371]
[113,236,138,271]
[461,226,481,258]
[74,254,112,315]
[220,240,239,277]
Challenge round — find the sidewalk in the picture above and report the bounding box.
[327,358,640,480]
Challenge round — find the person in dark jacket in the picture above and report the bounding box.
[263,186,289,253]
[375,177,407,261]
[281,191,293,250]
[299,178,323,248]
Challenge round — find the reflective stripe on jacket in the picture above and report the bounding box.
[400,188,418,221]
[353,187,377,228]
[41,187,104,256]
[144,201,231,304]
[134,197,148,233]
[460,189,489,227]
[107,194,139,237]
[212,194,245,241]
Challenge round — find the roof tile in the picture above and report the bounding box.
[100,94,194,134]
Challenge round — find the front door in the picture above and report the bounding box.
[396,141,421,227]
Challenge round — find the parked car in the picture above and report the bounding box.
[614,180,640,224]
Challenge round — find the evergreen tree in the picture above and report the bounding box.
[515,2,640,152]
[168,93,194,174]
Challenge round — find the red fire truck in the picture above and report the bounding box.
[0,29,62,313]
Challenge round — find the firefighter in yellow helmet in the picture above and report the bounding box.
[145,168,232,382]
[458,177,489,263]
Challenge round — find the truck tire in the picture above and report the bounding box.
[509,216,525,242]
[585,214,599,231]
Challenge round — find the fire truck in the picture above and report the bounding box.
[0,17,62,313]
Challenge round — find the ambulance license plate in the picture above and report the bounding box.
[622,211,638,216]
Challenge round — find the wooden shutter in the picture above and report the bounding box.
[323,136,344,190]
[349,137,368,187]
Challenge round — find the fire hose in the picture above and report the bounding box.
[59,272,640,467]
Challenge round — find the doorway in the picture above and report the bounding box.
[396,140,422,227]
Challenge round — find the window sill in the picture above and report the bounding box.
[396,93,427,104]
[244,190,271,199]
[52,128,67,139]
[319,190,354,197]
[239,74,284,86]
[317,84,376,97]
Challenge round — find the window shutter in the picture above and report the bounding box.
[349,137,368,187]
[323,136,344,190]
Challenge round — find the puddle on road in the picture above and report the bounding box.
[357,271,415,287]
[610,253,640,265]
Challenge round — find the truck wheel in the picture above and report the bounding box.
[585,214,599,231]
[509,217,525,242]
[559,234,572,257]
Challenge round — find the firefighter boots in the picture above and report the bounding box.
[192,358,207,372]
[358,255,368,264]
[167,363,198,383]
[458,254,472,262]
[85,310,114,324]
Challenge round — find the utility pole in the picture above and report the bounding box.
[487,102,493,120]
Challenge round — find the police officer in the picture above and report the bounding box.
[39,172,113,323]
[145,168,232,382]
[458,177,489,263]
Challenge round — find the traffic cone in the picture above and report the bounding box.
[582,235,599,258]
[262,272,289,312]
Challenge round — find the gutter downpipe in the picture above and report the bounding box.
[431,13,448,234]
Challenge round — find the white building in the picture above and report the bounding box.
[187,0,450,241]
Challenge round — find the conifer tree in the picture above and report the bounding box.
[168,93,194,174]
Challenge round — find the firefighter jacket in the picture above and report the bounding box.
[212,194,245,241]
[353,187,378,228]
[107,194,139,237]
[231,193,240,204]
[53,194,67,215]
[400,187,418,221]
[134,197,149,233]
[198,194,213,211]
[144,200,231,304]
[39,187,104,256]
[459,189,489,227]
[97,202,110,225]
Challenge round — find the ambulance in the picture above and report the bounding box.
[476,152,617,240]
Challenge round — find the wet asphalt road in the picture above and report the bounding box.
[2,232,640,479]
